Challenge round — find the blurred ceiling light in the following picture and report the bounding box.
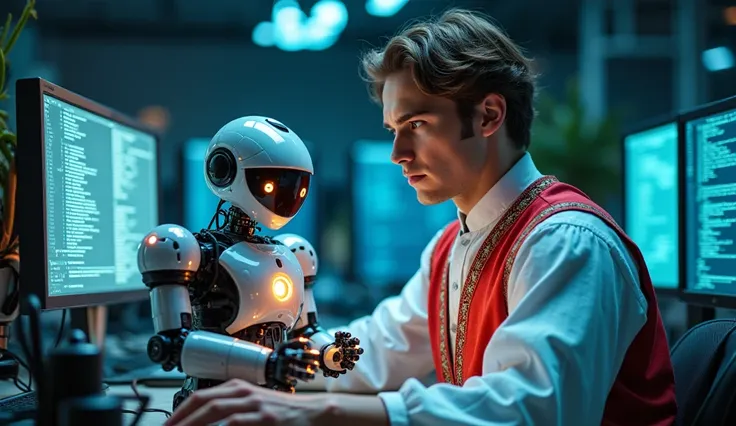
[252,22,276,47]
[366,0,409,17]
[702,46,735,72]
[138,105,170,132]
[724,7,736,25]
[273,0,307,51]
[311,0,348,34]
[254,0,348,52]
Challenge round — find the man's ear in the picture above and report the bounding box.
[478,93,506,138]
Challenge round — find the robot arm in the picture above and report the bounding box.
[138,225,319,389]
[274,233,364,378]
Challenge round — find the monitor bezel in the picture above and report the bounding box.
[16,77,162,311]
[177,137,323,255]
[677,95,736,309]
[620,114,681,296]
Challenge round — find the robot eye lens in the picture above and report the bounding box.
[207,149,237,187]
[245,168,311,218]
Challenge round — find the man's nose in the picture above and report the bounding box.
[390,136,414,165]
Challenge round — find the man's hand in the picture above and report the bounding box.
[163,379,332,426]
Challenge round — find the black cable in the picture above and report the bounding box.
[13,315,33,392]
[54,309,67,348]
[124,379,172,419]
[0,348,31,392]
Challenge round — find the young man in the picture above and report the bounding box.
[165,8,677,426]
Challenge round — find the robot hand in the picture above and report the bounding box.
[319,331,364,378]
[264,337,320,392]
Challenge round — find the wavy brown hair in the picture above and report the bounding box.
[360,8,537,150]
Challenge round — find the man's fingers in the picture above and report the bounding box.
[222,412,275,425]
[170,397,260,426]
[164,381,253,426]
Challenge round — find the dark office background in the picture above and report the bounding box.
[4,0,736,361]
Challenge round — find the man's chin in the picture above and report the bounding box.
[416,189,451,206]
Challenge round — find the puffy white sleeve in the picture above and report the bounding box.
[301,226,447,393]
[377,212,649,426]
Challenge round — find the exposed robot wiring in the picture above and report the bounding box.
[207,199,228,231]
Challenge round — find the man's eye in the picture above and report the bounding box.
[410,121,424,129]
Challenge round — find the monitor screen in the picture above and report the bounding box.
[351,140,457,286]
[181,138,318,245]
[683,106,736,299]
[43,94,159,298]
[623,122,679,289]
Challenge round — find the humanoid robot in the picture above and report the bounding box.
[136,116,360,409]
[273,233,363,378]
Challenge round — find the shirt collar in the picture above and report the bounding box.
[457,152,543,233]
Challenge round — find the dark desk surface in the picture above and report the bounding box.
[0,381,178,426]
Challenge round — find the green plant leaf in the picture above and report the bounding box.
[0,130,16,148]
[0,145,12,168]
[3,0,37,57]
[0,47,5,98]
[0,14,11,49]
[530,76,621,204]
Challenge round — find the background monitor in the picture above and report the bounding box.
[622,119,680,292]
[16,77,160,310]
[350,140,457,290]
[680,96,736,309]
[180,138,319,246]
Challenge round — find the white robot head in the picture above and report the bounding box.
[272,233,318,278]
[204,116,314,231]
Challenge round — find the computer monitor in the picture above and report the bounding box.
[350,140,457,287]
[680,95,736,309]
[179,137,319,246]
[15,77,160,311]
[622,118,680,293]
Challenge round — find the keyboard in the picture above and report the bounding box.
[0,391,37,423]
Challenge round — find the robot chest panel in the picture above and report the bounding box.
[217,241,305,334]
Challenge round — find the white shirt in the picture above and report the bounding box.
[316,153,649,426]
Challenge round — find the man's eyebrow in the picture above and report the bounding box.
[383,110,431,129]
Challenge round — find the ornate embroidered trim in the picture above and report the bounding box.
[437,258,454,384]
[501,201,619,312]
[440,175,558,385]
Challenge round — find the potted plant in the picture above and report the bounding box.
[530,78,622,207]
[0,0,37,341]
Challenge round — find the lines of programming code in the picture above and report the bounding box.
[624,123,679,289]
[43,94,158,297]
[685,107,736,297]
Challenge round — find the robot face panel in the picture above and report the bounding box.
[204,116,315,230]
[245,168,311,218]
[218,241,305,335]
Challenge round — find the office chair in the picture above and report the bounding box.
[669,318,736,426]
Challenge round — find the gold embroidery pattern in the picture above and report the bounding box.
[437,259,454,383]
[449,175,558,386]
[501,201,618,307]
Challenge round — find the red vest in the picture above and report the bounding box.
[427,176,676,425]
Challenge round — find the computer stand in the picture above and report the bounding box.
[687,304,716,329]
[70,306,108,350]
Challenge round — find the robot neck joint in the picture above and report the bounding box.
[226,206,257,238]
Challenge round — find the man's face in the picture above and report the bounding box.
[382,69,489,207]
